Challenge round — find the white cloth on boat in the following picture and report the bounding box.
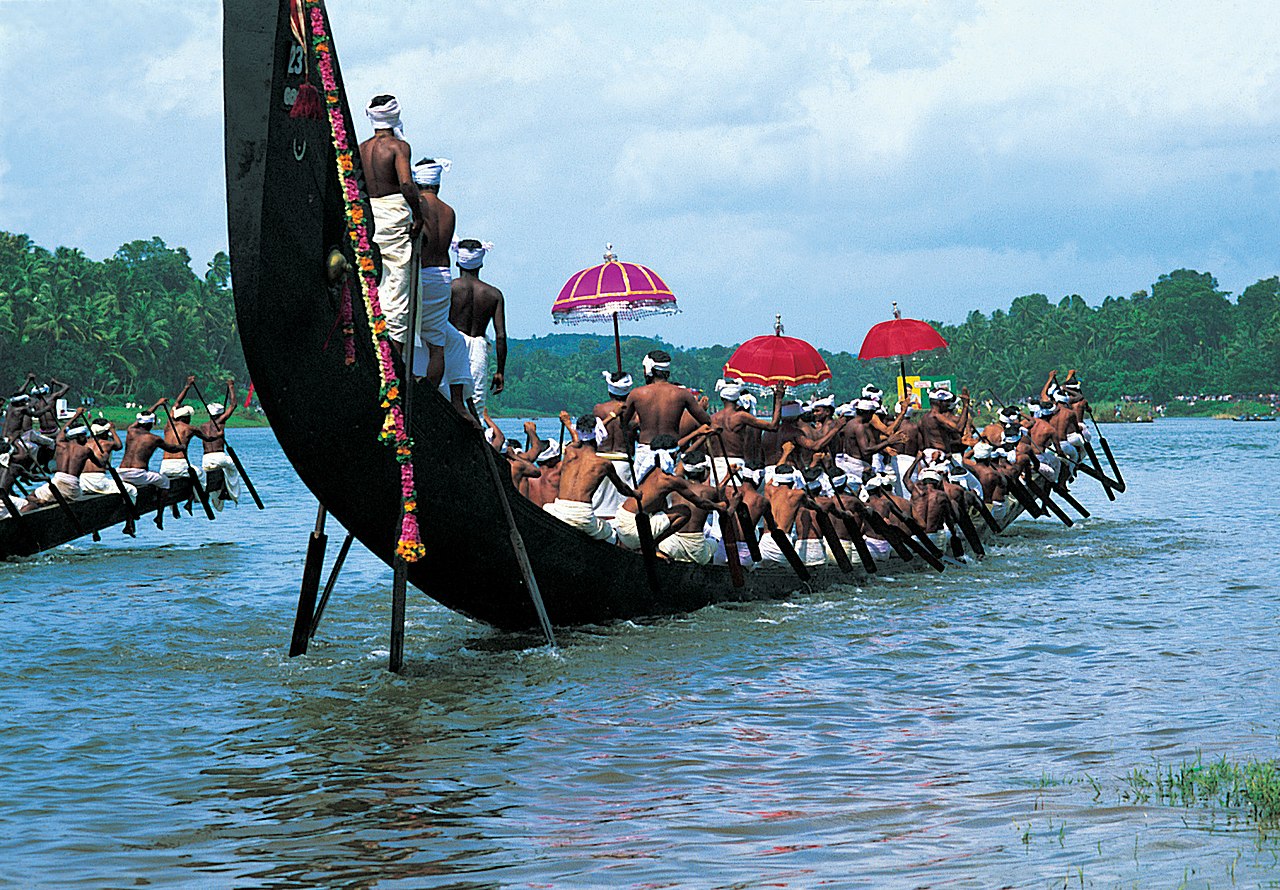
[610,508,671,551]
[202,451,240,511]
[79,472,137,499]
[658,530,715,564]
[370,194,414,345]
[160,458,205,486]
[592,460,632,520]
[118,467,169,490]
[27,471,81,507]
[544,498,617,543]
[462,333,490,410]
[417,265,452,348]
[794,537,827,567]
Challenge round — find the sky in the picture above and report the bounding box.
[3,0,1280,351]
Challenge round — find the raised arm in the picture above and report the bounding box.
[49,378,72,401]
[482,409,505,451]
[218,380,238,423]
[174,375,196,408]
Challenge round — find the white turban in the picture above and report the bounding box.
[535,441,561,464]
[577,425,597,444]
[972,442,994,460]
[738,467,763,487]
[65,425,88,438]
[366,95,404,139]
[738,392,758,413]
[33,384,50,395]
[835,402,855,418]
[173,405,195,421]
[90,420,111,436]
[642,354,671,377]
[930,389,955,402]
[136,413,156,425]
[772,470,797,486]
[602,371,633,396]
[9,394,29,405]
[1054,391,1071,404]
[828,472,848,489]
[811,394,835,410]
[207,403,224,415]
[866,474,892,490]
[854,399,877,413]
[683,453,711,474]
[718,383,743,402]
[862,384,883,401]
[452,238,492,270]
[780,402,802,419]
[999,406,1020,422]
[804,475,824,492]
[918,469,943,484]
[412,158,452,186]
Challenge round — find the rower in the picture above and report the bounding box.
[760,400,841,467]
[80,420,137,500]
[359,94,423,355]
[708,379,784,481]
[963,442,1008,517]
[791,469,831,567]
[610,434,725,552]
[657,449,721,564]
[916,388,968,461]
[885,399,923,497]
[159,398,213,486]
[593,371,634,454]
[2,379,34,446]
[449,238,506,411]
[620,351,712,481]
[756,463,808,566]
[193,380,240,510]
[815,471,864,567]
[860,474,899,563]
[836,398,900,483]
[0,439,28,518]
[21,408,91,512]
[118,402,185,495]
[904,466,951,545]
[714,464,768,568]
[524,440,563,509]
[411,157,456,389]
[542,413,637,544]
[25,378,71,455]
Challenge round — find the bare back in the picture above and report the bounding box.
[624,382,710,445]
[450,276,504,339]
[764,484,807,534]
[418,192,456,267]
[359,133,412,199]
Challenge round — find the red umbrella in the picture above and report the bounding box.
[551,244,678,374]
[723,315,832,393]
[858,302,948,406]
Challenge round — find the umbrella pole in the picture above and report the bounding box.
[612,312,623,376]
[899,358,908,407]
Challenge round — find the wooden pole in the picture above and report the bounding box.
[481,445,556,646]
[290,504,327,656]
[309,531,354,639]
[390,244,421,673]
[612,312,623,376]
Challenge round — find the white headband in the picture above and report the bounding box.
[412,158,452,186]
[90,420,111,435]
[972,443,994,460]
[535,441,561,463]
[719,383,743,402]
[453,238,492,270]
[854,399,877,412]
[835,402,855,418]
[862,384,883,399]
[642,355,671,376]
[366,96,404,139]
[738,392,758,412]
[918,469,943,483]
[772,470,797,486]
[930,389,955,401]
[207,403,224,415]
[9,394,29,405]
[136,413,156,424]
[66,425,88,438]
[577,426,597,444]
[811,395,835,409]
[683,454,711,474]
[602,371,633,396]
[173,406,195,421]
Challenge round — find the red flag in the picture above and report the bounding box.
[243,381,255,409]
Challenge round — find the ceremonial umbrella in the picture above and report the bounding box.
[857,302,948,407]
[552,244,678,374]
[723,315,832,395]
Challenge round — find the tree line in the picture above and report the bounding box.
[3,232,1276,411]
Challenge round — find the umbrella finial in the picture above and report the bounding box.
[775,314,784,336]
[603,243,617,263]
[892,301,901,320]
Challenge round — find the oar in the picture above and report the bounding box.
[1026,474,1074,527]
[1,489,31,533]
[865,505,944,571]
[707,432,763,564]
[1080,439,1117,500]
[829,490,879,573]
[761,505,810,582]
[813,506,855,574]
[1085,407,1126,492]
[1005,474,1044,517]
[623,450,664,598]
[103,463,138,537]
[159,403,216,521]
[191,381,265,510]
[949,494,985,557]
[703,444,745,588]
[1050,479,1090,519]
[882,497,945,558]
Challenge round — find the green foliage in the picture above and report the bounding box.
[0,233,248,400]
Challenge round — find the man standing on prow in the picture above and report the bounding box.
[620,350,711,480]
[449,239,506,412]
[359,95,422,355]
[412,157,457,389]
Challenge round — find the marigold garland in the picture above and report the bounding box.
[305,0,424,562]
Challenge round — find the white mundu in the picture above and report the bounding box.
[544,498,617,543]
[369,194,414,345]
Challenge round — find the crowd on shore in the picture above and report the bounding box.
[1,374,242,530]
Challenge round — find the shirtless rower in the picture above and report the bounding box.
[449,239,506,411]
[715,463,768,567]
[904,466,952,544]
[159,382,214,486]
[80,420,137,500]
[118,401,183,492]
[963,442,1008,511]
[26,378,72,453]
[620,351,712,480]
[188,379,240,510]
[708,379,784,481]
[657,450,723,564]
[21,408,91,512]
[791,469,833,567]
[411,157,457,389]
[2,374,36,446]
[916,387,969,460]
[611,434,726,551]
[815,471,864,567]
[592,371,634,454]
[360,94,423,355]
[542,413,637,544]
[524,440,562,509]
[756,461,809,566]
[760,400,842,467]
[0,439,27,519]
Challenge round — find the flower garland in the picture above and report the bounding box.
[305,0,424,562]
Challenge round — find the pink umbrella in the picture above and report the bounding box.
[552,244,679,373]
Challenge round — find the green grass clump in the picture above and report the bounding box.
[1117,754,1280,829]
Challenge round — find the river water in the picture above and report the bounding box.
[1,418,1277,888]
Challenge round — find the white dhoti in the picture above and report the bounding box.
[632,442,658,484]
[610,508,672,551]
[1037,451,1061,482]
[890,453,917,498]
[756,530,793,566]
[417,265,452,348]
[118,466,169,490]
[27,471,81,507]
[0,493,26,519]
[160,458,205,486]
[794,537,828,567]
[872,452,891,474]
[835,454,870,482]
[544,498,617,543]
[711,455,745,485]
[658,530,715,564]
[824,539,857,567]
[592,461,632,520]
[202,452,241,511]
[462,333,490,410]
[864,536,893,561]
[369,194,414,345]
[79,472,138,499]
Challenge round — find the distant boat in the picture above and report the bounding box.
[221,0,1029,630]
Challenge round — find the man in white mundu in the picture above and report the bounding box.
[449,238,506,412]
[410,157,456,388]
[159,406,207,486]
[358,94,423,351]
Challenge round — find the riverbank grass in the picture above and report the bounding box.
[1121,754,1280,829]
[84,405,270,429]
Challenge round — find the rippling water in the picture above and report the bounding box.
[2,419,1278,887]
